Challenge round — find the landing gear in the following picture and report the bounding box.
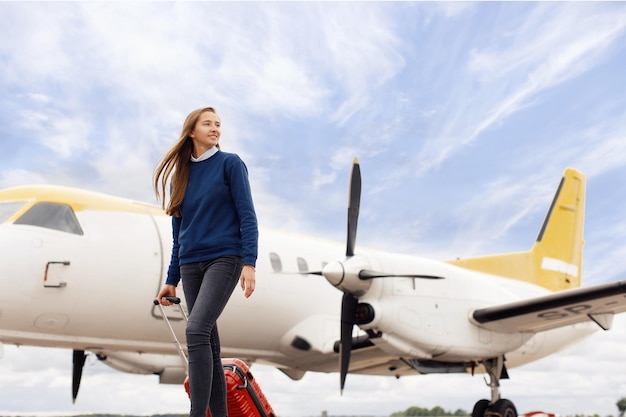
[472,399,490,417]
[471,357,518,417]
[489,399,517,417]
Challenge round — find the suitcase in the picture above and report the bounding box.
[155,297,277,417]
[184,358,277,417]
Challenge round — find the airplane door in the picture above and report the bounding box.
[27,208,166,340]
[150,213,187,321]
[150,213,172,292]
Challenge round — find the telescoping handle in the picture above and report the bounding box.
[153,296,189,321]
[153,296,181,305]
[154,296,189,370]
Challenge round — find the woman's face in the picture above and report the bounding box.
[189,111,221,157]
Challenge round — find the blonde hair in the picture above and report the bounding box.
[153,106,220,217]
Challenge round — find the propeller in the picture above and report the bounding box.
[326,158,443,393]
[72,349,87,403]
[338,158,361,394]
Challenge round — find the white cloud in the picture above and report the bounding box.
[0,169,48,189]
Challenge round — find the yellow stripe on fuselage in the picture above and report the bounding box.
[0,185,166,223]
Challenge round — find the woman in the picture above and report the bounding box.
[154,106,258,417]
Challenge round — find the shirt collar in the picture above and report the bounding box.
[191,146,219,162]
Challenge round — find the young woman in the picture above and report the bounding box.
[154,106,258,417]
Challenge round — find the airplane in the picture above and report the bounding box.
[1,160,625,417]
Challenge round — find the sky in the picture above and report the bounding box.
[1,1,626,416]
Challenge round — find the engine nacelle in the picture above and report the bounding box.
[354,274,532,362]
[97,351,186,384]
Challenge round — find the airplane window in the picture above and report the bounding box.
[14,202,84,235]
[297,257,308,274]
[0,202,26,223]
[269,252,282,272]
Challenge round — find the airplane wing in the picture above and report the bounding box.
[472,279,626,333]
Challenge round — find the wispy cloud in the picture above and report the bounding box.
[414,3,626,174]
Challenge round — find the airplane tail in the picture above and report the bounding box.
[448,168,586,292]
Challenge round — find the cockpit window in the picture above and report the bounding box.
[0,202,27,223]
[14,202,83,235]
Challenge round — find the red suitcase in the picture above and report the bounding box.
[184,358,277,417]
[155,297,276,417]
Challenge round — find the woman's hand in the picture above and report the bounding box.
[240,265,256,298]
[157,284,177,305]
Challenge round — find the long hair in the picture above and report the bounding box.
[153,106,220,217]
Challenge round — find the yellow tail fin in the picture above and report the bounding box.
[448,168,586,292]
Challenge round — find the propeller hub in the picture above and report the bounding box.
[322,261,345,287]
[322,256,373,296]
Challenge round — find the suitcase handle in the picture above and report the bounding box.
[231,365,249,390]
[154,297,189,372]
[153,296,181,305]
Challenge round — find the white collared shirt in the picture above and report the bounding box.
[191,146,219,162]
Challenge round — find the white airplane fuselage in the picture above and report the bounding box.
[0,200,597,381]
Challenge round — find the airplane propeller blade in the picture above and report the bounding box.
[276,270,323,276]
[72,349,87,403]
[340,292,358,394]
[346,158,361,258]
[358,270,444,280]
[339,158,362,393]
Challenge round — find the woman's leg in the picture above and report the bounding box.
[208,324,227,415]
[181,256,243,417]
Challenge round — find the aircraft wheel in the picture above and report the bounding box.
[472,399,490,417]
[490,398,517,417]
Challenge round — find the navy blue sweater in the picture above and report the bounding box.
[165,151,258,286]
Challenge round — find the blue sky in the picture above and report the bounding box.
[1,2,626,416]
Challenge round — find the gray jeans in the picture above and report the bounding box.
[181,256,243,417]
